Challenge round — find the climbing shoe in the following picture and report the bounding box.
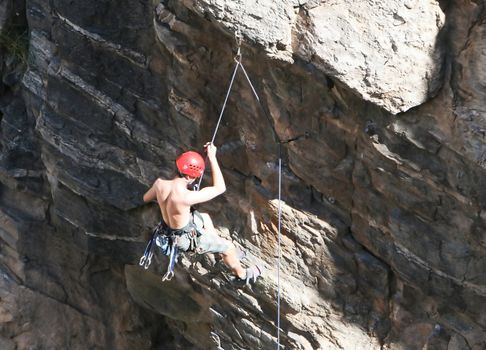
[243,265,262,285]
[236,247,247,262]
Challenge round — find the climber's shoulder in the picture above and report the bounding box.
[153,177,172,189]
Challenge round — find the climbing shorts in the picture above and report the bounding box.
[195,229,232,254]
[175,211,231,254]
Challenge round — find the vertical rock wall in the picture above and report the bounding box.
[0,0,485,349]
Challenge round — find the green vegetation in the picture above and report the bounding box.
[0,26,29,66]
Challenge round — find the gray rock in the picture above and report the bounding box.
[296,0,445,114]
[0,0,485,349]
[185,0,445,114]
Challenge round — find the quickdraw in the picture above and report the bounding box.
[139,214,201,281]
[139,226,159,269]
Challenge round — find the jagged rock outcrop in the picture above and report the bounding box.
[1,0,485,349]
[185,0,446,113]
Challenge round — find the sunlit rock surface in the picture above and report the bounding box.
[0,0,485,349]
[185,0,446,113]
[296,0,445,114]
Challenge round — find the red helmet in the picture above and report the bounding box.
[176,151,205,178]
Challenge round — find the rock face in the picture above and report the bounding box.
[296,0,445,114]
[0,0,485,349]
[185,0,446,113]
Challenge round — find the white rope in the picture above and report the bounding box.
[236,58,283,350]
[210,60,241,144]
[197,59,240,189]
[238,63,260,102]
[277,152,282,349]
[197,37,284,348]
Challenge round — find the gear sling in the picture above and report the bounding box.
[139,210,204,281]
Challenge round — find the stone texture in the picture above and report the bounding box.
[0,2,8,31]
[295,0,445,114]
[183,0,297,61]
[0,0,485,349]
[184,0,446,114]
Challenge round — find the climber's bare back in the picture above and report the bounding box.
[151,178,193,229]
[143,142,226,229]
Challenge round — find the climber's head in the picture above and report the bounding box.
[176,151,205,180]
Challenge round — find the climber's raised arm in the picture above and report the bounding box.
[184,142,226,206]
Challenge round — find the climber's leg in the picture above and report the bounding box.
[197,213,261,283]
[196,213,247,279]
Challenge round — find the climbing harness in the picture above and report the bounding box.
[139,211,203,281]
[138,221,175,277]
[139,221,172,270]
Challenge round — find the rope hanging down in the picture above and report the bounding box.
[277,147,282,349]
[196,48,240,189]
[198,33,284,349]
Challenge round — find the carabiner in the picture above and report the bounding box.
[234,28,242,62]
[162,271,174,281]
[143,254,152,269]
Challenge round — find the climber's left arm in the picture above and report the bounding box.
[143,181,158,203]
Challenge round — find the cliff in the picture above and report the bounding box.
[0,0,485,349]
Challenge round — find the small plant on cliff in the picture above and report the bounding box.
[0,26,29,66]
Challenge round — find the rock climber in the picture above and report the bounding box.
[142,142,261,284]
